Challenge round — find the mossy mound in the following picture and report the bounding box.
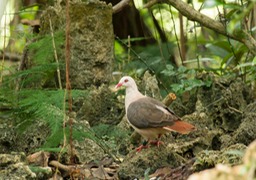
[118,146,185,179]
[193,143,246,171]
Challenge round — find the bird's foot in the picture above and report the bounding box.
[136,145,149,152]
[136,140,149,152]
[149,140,164,147]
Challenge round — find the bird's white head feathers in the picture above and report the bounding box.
[115,76,144,112]
[115,76,137,89]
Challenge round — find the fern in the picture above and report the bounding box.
[0,30,105,153]
[27,31,64,65]
[0,78,90,148]
[15,89,88,148]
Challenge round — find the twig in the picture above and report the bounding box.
[179,12,186,63]
[49,160,72,172]
[127,35,131,63]
[65,0,74,164]
[169,6,183,65]
[205,97,224,108]
[227,104,243,114]
[0,14,7,83]
[112,0,132,14]
[49,17,62,89]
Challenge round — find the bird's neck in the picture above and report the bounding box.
[125,86,144,112]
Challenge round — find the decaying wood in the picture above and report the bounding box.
[49,160,72,172]
[162,93,176,106]
[27,151,50,167]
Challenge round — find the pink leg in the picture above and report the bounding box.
[149,140,164,147]
[136,144,149,152]
[136,140,149,152]
[149,134,164,147]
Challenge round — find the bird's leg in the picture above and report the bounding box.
[136,140,149,152]
[149,134,164,147]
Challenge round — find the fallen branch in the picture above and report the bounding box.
[49,160,72,172]
[162,93,176,106]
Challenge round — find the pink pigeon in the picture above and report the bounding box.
[115,76,195,152]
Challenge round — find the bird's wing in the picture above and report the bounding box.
[127,97,179,129]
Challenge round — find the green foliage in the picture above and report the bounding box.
[114,0,256,98]
[29,165,51,174]
[115,38,213,96]
[92,124,130,150]
[19,31,65,87]
[20,5,39,20]
[28,31,64,64]
[1,88,88,148]
[144,168,151,180]
[0,31,94,151]
[36,147,67,153]
[162,64,212,95]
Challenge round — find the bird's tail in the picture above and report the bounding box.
[163,120,196,134]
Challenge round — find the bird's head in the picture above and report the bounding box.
[115,76,136,89]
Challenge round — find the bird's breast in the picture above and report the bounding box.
[130,124,169,139]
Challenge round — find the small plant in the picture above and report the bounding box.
[161,64,212,95]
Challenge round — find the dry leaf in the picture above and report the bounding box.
[27,151,50,167]
[92,165,114,179]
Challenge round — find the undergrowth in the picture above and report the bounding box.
[0,31,96,153]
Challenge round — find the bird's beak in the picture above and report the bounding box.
[115,83,123,89]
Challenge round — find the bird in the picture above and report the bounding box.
[115,76,195,152]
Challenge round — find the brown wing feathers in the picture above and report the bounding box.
[127,98,174,128]
[127,97,195,133]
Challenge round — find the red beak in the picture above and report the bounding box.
[115,83,123,89]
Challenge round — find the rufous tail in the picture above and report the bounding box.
[163,120,196,134]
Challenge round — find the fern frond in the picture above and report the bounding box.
[28,31,64,65]
[12,89,88,148]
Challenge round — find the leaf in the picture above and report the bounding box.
[92,165,113,179]
[161,64,175,76]
[144,168,151,180]
[36,147,66,153]
[203,0,225,8]
[206,42,230,58]
[171,83,184,94]
[177,66,187,73]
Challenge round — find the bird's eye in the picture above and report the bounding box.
[124,79,128,83]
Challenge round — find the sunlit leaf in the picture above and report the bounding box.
[203,0,224,8]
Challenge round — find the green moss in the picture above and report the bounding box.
[193,143,246,172]
[118,147,184,179]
